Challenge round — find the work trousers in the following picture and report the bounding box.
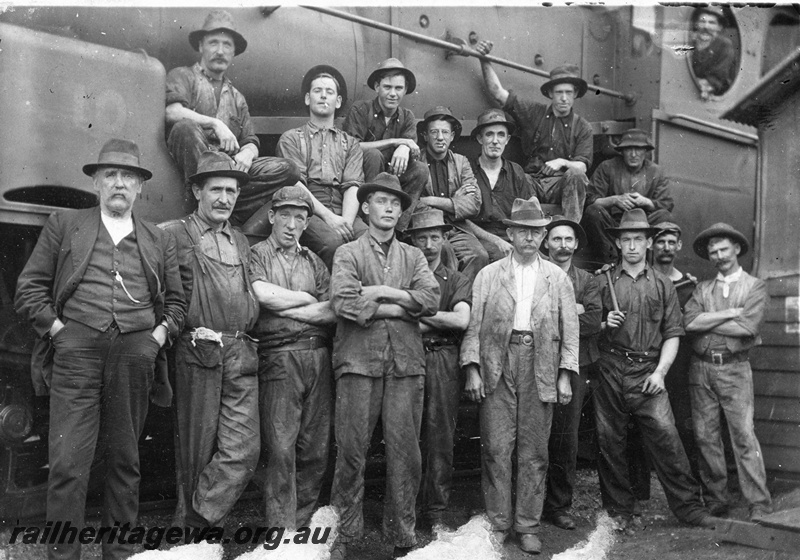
[362,148,428,232]
[448,229,490,283]
[531,169,588,223]
[544,366,590,516]
[259,345,333,529]
[420,344,462,523]
[301,215,368,270]
[688,357,772,513]
[331,372,425,547]
[47,321,159,560]
[174,336,260,527]
[582,206,672,264]
[481,343,552,534]
[593,353,708,524]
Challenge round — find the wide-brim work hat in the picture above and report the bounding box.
[404,209,452,234]
[188,10,247,56]
[605,208,658,237]
[615,128,655,151]
[653,221,682,240]
[188,151,249,186]
[367,58,416,94]
[470,108,516,139]
[357,172,412,210]
[693,6,726,26]
[82,138,152,180]
[502,197,552,228]
[271,184,314,217]
[417,106,462,140]
[544,215,587,248]
[301,64,349,112]
[540,64,588,99]
[693,222,749,260]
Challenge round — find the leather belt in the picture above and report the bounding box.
[183,327,258,347]
[423,337,460,351]
[600,344,659,363]
[510,331,534,346]
[695,351,749,366]
[260,336,328,352]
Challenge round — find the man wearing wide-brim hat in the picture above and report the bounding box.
[15,138,186,560]
[461,197,579,554]
[691,5,735,99]
[475,40,592,223]
[165,10,301,234]
[343,58,428,231]
[583,128,674,264]
[160,150,261,528]
[684,223,772,521]
[591,208,720,531]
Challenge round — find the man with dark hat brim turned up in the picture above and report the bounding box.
[691,6,736,99]
[461,198,579,555]
[165,10,301,234]
[328,173,440,559]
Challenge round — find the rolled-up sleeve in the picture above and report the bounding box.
[165,67,193,108]
[330,244,380,328]
[340,137,364,192]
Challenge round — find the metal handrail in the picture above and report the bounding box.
[666,113,759,142]
[303,5,637,105]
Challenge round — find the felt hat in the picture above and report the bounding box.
[188,10,247,56]
[404,209,452,234]
[270,185,314,217]
[653,221,682,240]
[188,151,249,186]
[470,108,516,139]
[301,64,348,111]
[693,6,726,26]
[367,58,416,94]
[82,138,152,180]
[357,172,412,210]
[417,106,462,140]
[502,197,552,228]
[615,128,655,151]
[605,208,659,237]
[545,215,587,249]
[693,222,749,260]
[540,64,588,99]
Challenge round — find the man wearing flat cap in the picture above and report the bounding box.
[406,209,472,531]
[328,173,439,559]
[15,139,185,560]
[165,10,300,234]
[475,41,592,223]
[461,198,578,554]
[593,209,717,532]
[277,64,367,269]
[463,108,536,263]
[583,128,673,263]
[691,6,736,99]
[249,185,336,530]
[684,223,772,521]
[343,58,428,230]
[160,151,260,528]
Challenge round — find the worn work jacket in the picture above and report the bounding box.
[460,254,579,401]
[420,150,481,222]
[587,158,673,213]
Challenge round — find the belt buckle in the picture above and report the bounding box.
[711,351,724,365]
[521,334,534,346]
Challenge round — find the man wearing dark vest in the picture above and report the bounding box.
[160,151,260,528]
[15,139,186,560]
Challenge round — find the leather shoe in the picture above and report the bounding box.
[693,514,724,530]
[549,512,576,530]
[519,533,542,554]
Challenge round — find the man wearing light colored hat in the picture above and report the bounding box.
[328,173,439,559]
[343,58,428,230]
[165,10,301,233]
[691,6,736,99]
[16,139,186,559]
[475,41,592,223]
[406,209,472,531]
[249,185,337,531]
[461,197,578,554]
[592,209,718,532]
[584,128,673,263]
[684,223,772,520]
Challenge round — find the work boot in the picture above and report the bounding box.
[519,533,542,554]
[548,511,576,530]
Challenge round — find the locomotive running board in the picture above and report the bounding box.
[715,509,800,553]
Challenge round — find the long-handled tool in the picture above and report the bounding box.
[597,263,621,313]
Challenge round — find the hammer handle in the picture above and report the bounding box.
[604,269,621,312]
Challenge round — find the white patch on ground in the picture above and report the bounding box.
[551,512,616,560]
[235,506,339,560]
[404,515,502,560]
[129,541,222,560]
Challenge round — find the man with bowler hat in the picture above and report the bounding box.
[475,41,592,222]
[16,138,186,560]
[684,223,772,520]
[160,151,260,528]
[462,197,579,554]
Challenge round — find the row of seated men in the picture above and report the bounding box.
[12,10,771,560]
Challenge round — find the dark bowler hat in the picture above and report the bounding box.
[357,172,412,210]
[502,197,552,228]
[271,185,314,217]
[188,151,249,186]
[545,215,587,248]
[470,108,516,139]
[82,138,152,180]
[301,64,348,110]
[654,221,682,240]
[616,128,655,151]
[605,208,659,237]
[367,58,416,94]
[693,5,726,26]
[541,64,588,99]
[189,10,247,56]
[417,106,463,140]
[693,222,749,260]
[404,209,452,234]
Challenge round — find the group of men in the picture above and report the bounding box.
[13,8,773,560]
